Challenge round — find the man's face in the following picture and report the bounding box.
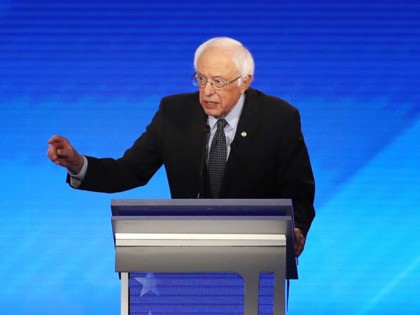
[196,47,251,118]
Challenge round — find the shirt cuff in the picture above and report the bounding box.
[68,155,88,188]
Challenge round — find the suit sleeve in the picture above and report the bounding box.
[70,105,165,193]
[276,108,315,237]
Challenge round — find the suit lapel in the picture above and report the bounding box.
[188,97,208,180]
[222,89,262,193]
[231,89,261,151]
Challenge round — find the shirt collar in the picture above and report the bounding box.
[208,94,245,130]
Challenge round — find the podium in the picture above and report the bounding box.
[111,199,297,315]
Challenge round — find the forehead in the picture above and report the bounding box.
[196,47,238,76]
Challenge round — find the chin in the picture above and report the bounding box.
[202,107,221,117]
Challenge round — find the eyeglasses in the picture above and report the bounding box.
[191,73,241,90]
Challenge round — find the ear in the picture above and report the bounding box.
[240,75,253,94]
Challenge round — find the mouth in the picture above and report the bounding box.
[203,100,219,107]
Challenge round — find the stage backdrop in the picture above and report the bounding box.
[0,0,419,314]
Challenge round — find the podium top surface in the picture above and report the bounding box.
[111,199,293,217]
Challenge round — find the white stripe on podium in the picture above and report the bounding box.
[115,233,286,247]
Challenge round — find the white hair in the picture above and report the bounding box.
[193,37,255,81]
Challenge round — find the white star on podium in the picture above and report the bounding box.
[135,273,160,297]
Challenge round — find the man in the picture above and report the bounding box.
[47,37,315,257]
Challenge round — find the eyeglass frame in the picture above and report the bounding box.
[191,73,242,90]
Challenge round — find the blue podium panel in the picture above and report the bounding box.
[129,272,275,315]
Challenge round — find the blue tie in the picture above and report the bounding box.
[208,119,228,198]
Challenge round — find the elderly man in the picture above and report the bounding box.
[48,37,315,256]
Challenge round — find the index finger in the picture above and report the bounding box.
[48,135,66,146]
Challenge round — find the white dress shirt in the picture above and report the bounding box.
[207,94,245,160]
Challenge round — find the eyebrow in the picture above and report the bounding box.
[196,73,226,79]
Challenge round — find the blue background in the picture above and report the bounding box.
[0,0,419,314]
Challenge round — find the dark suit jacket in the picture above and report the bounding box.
[76,88,315,235]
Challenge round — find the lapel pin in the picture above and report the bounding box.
[241,131,247,137]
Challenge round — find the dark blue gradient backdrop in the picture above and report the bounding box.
[0,1,419,314]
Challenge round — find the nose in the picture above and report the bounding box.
[203,80,216,96]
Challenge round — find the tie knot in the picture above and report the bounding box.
[216,119,228,131]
